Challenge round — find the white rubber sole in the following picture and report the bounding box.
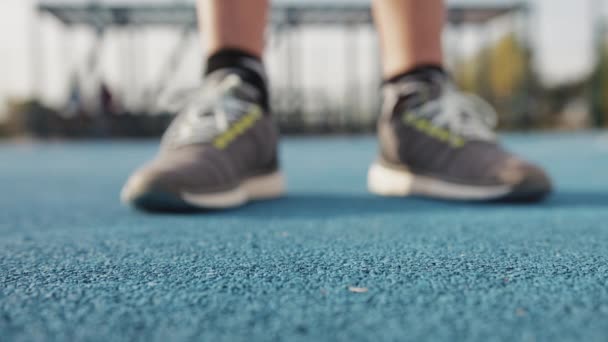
[367,162,512,201]
[181,171,286,209]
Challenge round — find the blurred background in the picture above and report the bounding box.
[0,0,607,138]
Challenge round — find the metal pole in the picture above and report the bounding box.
[129,27,138,112]
[344,24,360,131]
[284,26,293,125]
[512,1,532,128]
[592,0,606,127]
[30,4,44,102]
[371,27,382,130]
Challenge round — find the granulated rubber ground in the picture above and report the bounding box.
[2,133,608,342]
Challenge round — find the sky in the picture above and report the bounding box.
[0,0,604,114]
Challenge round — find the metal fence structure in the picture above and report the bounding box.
[34,0,529,134]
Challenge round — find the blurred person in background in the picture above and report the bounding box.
[121,0,552,212]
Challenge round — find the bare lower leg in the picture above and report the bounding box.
[372,0,445,78]
[197,0,269,58]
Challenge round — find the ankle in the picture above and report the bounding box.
[384,64,445,85]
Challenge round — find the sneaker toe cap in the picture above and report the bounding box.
[121,152,237,207]
[497,158,553,202]
[120,164,176,205]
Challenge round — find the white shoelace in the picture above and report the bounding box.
[162,74,255,148]
[387,80,498,141]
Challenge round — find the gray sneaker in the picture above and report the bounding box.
[369,71,552,202]
[121,70,285,211]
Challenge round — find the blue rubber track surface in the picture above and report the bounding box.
[2,133,608,342]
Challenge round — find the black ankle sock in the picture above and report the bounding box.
[384,65,446,85]
[205,49,269,110]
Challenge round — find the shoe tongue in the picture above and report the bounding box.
[205,69,243,88]
[395,71,446,108]
[384,68,448,119]
[202,70,264,109]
